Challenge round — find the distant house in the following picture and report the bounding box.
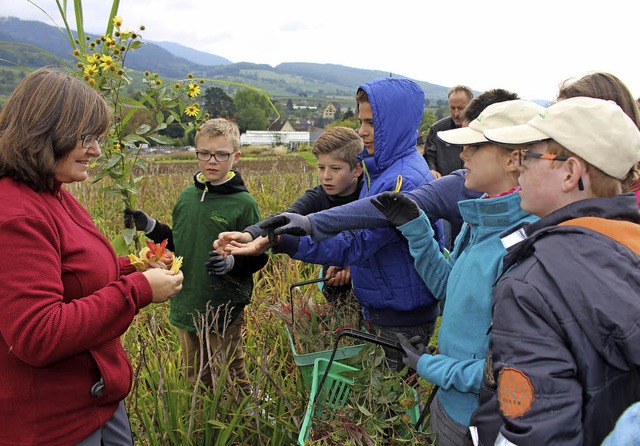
[293,119,316,131]
[322,102,341,120]
[240,130,310,150]
[268,118,295,132]
[292,104,318,110]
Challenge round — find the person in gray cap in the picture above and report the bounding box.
[469,97,640,446]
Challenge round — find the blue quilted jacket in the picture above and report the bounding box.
[276,78,442,326]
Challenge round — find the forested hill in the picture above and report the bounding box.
[0,16,451,101]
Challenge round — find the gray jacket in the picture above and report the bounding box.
[471,194,640,446]
[423,116,463,175]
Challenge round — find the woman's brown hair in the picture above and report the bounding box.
[0,67,110,191]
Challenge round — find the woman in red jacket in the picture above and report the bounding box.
[0,68,184,445]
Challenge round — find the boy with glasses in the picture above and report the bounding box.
[469,97,640,446]
[124,118,267,397]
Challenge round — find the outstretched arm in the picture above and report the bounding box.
[306,170,475,242]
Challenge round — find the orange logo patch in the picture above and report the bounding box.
[497,367,535,418]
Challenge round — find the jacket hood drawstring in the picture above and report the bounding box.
[194,171,243,202]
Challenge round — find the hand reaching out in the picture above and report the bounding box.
[218,235,273,257]
[259,212,313,238]
[215,231,254,253]
[370,192,420,227]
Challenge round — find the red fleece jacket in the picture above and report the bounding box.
[0,177,153,445]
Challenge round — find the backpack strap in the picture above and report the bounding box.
[559,217,640,255]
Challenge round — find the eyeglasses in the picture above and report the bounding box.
[195,151,234,162]
[81,134,106,149]
[517,149,569,166]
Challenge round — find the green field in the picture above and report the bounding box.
[68,154,437,445]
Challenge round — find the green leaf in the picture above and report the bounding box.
[129,40,144,50]
[103,153,124,169]
[110,234,130,256]
[123,228,137,246]
[123,134,148,144]
[135,123,151,135]
[357,403,373,416]
[148,134,174,145]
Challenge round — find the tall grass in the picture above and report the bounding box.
[69,156,432,445]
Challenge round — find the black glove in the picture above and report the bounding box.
[205,251,235,275]
[370,192,420,227]
[259,212,313,238]
[396,333,427,371]
[124,209,156,232]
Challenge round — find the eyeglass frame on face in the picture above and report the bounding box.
[195,150,235,162]
[517,149,569,166]
[81,134,105,149]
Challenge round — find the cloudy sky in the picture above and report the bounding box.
[2,0,638,101]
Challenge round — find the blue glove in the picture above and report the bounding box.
[370,192,420,227]
[205,251,235,275]
[396,333,427,371]
[259,212,313,238]
[124,208,156,233]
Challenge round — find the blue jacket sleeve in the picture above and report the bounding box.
[308,170,477,242]
[397,211,452,300]
[276,226,407,267]
[244,186,328,239]
[405,170,480,237]
[417,353,485,393]
[309,199,391,242]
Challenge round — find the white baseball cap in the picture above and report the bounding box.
[437,100,544,145]
[483,97,640,179]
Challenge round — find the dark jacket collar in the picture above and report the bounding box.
[193,170,248,195]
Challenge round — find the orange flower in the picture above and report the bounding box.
[129,239,183,272]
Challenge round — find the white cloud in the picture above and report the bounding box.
[2,0,639,101]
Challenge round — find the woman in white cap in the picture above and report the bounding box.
[470,97,640,446]
[370,99,543,446]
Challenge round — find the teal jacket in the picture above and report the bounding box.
[398,191,536,426]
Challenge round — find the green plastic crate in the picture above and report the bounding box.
[298,357,421,445]
[285,325,364,389]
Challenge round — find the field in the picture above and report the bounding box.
[69,154,435,445]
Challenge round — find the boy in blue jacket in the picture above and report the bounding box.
[227,78,443,371]
[218,126,364,302]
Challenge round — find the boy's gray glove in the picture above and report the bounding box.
[259,212,313,238]
[124,209,156,233]
[206,251,234,275]
[396,333,427,371]
[370,192,420,227]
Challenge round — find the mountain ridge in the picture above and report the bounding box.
[0,16,451,101]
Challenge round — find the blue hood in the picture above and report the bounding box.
[358,77,425,172]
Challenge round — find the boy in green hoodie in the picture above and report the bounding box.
[125,118,267,396]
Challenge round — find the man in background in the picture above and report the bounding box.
[424,85,473,179]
